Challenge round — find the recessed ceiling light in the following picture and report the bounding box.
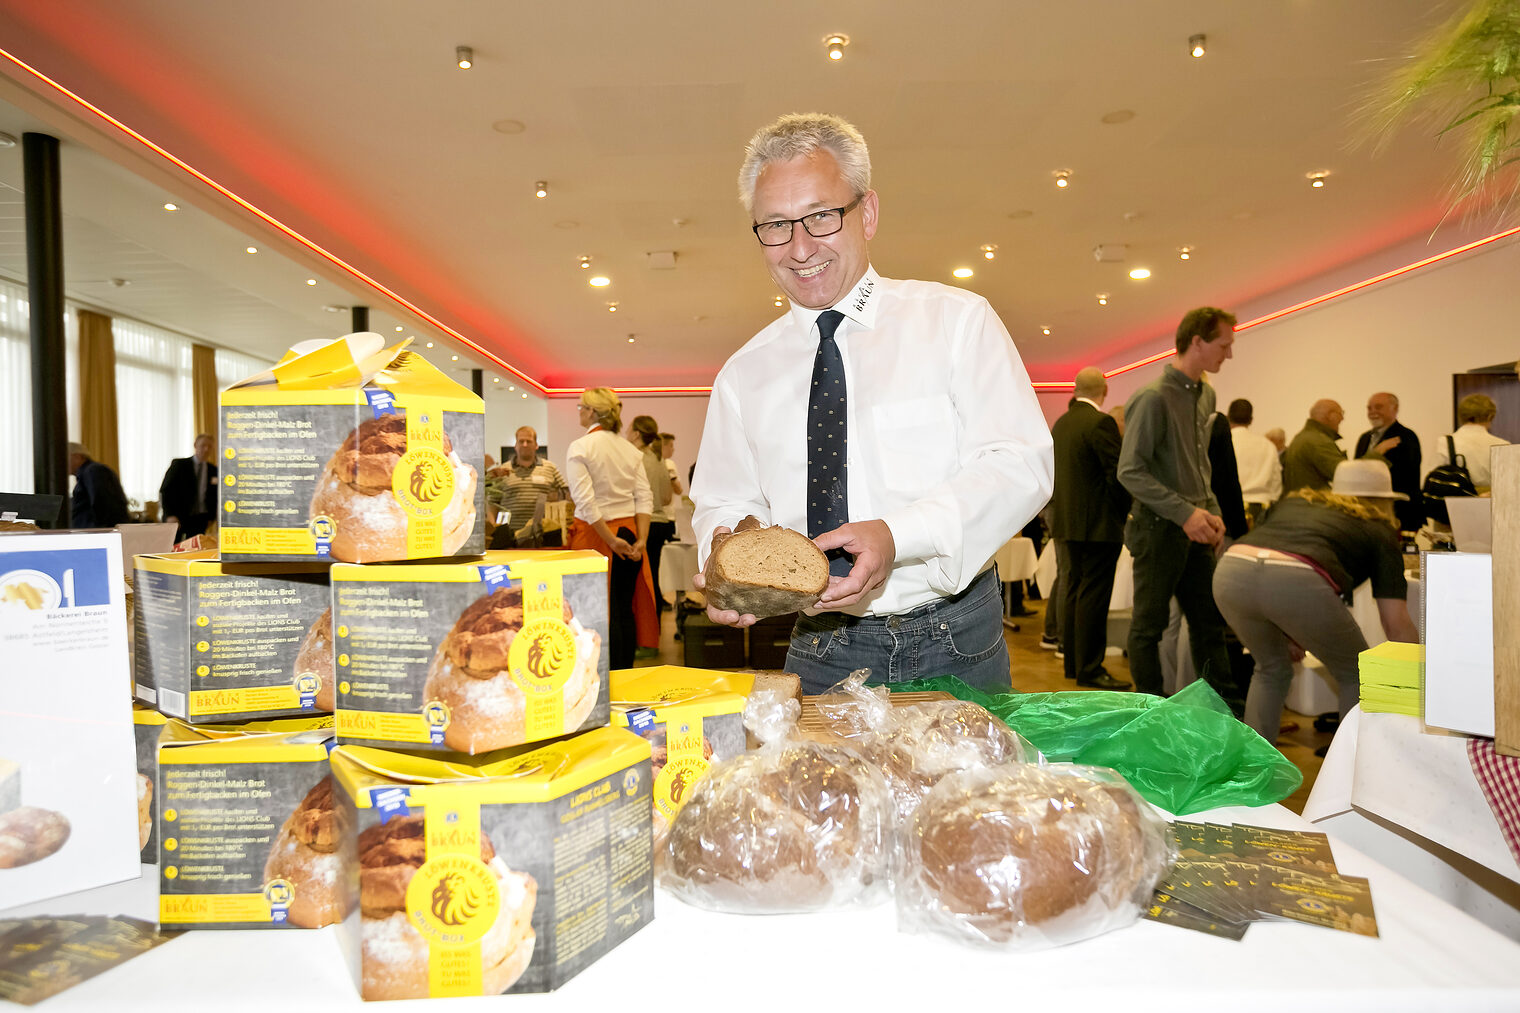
[1096,293,1110,306]
[1189,34,1206,58]
[952,267,974,279]
[323,304,344,313]
[508,385,515,392]
[773,294,785,307]
[451,355,459,361]
[1128,267,1152,280]
[305,278,317,286]
[492,119,526,135]
[425,342,433,347]
[1306,170,1330,188]
[1053,169,1072,189]
[627,334,637,343]
[578,256,592,269]
[245,246,258,254]
[980,244,997,260]
[493,377,500,383]
[534,180,548,199]
[1100,109,1136,125]
[1178,245,1194,260]
[607,302,619,312]
[589,275,611,287]
[824,33,849,60]
[394,325,403,331]
[163,202,179,211]
[456,45,473,69]
[1041,326,1051,335]
[521,392,528,399]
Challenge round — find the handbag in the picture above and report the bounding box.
[1421,434,1478,523]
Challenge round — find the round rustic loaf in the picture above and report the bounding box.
[262,774,350,928]
[899,763,1172,948]
[703,516,829,618]
[659,740,892,913]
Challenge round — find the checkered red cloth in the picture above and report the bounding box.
[1468,738,1520,865]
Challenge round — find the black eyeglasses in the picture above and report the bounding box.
[752,195,864,247]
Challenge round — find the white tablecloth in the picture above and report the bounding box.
[659,541,699,595]
[1034,540,1134,610]
[1303,707,1520,938]
[993,536,1038,583]
[11,800,1520,1010]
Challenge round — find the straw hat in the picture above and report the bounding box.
[1330,459,1407,500]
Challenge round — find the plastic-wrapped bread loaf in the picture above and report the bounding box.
[657,689,892,913]
[702,516,828,618]
[897,762,1174,949]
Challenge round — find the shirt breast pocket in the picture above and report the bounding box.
[871,397,956,493]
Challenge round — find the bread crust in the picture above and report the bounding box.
[296,607,335,711]
[136,774,153,851]
[309,414,477,563]
[262,774,350,927]
[357,813,537,999]
[703,518,828,618]
[423,586,601,753]
[0,806,70,868]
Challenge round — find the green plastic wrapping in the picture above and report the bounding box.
[887,677,1301,815]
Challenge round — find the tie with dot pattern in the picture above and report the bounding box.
[807,309,852,577]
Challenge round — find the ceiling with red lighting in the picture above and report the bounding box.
[0,0,1490,395]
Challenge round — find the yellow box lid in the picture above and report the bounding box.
[332,726,651,807]
[158,715,334,764]
[133,703,170,727]
[221,334,483,412]
[331,548,607,583]
[134,549,330,578]
[609,665,756,701]
[609,667,747,724]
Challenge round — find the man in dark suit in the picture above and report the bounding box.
[68,442,131,528]
[159,433,218,542]
[1354,392,1421,532]
[1050,368,1132,689]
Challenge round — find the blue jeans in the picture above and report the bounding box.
[785,569,1011,695]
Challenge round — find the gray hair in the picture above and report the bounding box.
[737,113,871,215]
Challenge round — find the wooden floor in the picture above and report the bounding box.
[635,594,1334,815]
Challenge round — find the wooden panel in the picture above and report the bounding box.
[1493,444,1520,756]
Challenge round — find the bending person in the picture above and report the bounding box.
[565,387,657,668]
[1212,460,1417,743]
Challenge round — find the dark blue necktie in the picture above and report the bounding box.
[807,310,852,577]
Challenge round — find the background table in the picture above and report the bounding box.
[10,799,1520,1010]
[1303,706,1520,939]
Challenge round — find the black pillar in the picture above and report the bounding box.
[24,132,67,501]
[470,369,483,396]
[351,305,369,333]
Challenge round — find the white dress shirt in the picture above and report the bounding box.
[692,266,1054,617]
[1436,423,1511,489]
[565,427,653,525]
[1231,426,1283,505]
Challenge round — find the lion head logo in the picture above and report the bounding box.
[430,872,485,927]
[526,630,567,681]
[408,456,449,504]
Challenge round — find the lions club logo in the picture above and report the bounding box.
[405,854,500,946]
[391,446,455,519]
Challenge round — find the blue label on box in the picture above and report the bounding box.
[371,786,411,823]
[364,389,397,417]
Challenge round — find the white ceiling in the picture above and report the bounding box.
[0,0,1489,394]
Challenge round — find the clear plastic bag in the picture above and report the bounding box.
[813,670,1035,821]
[656,688,893,913]
[897,762,1175,949]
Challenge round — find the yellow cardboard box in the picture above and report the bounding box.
[331,550,608,754]
[155,715,341,930]
[133,704,170,862]
[219,333,485,563]
[133,550,332,722]
[609,666,748,834]
[331,726,653,999]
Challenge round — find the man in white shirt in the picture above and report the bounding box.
[1226,399,1282,527]
[691,112,1053,694]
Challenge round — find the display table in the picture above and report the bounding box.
[11,801,1520,1010]
[1034,540,1134,610]
[659,541,699,598]
[993,536,1038,584]
[1303,706,1520,939]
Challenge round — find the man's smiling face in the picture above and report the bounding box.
[752,149,877,311]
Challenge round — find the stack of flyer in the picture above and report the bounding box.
[1358,641,1423,716]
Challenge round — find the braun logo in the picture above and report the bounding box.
[852,277,874,312]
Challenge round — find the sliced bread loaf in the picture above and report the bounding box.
[703,516,829,618]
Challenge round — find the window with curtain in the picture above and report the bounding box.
[112,318,194,509]
[0,276,79,494]
[215,347,273,391]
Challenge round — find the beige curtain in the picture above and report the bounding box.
[191,343,218,441]
[78,309,119,471]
